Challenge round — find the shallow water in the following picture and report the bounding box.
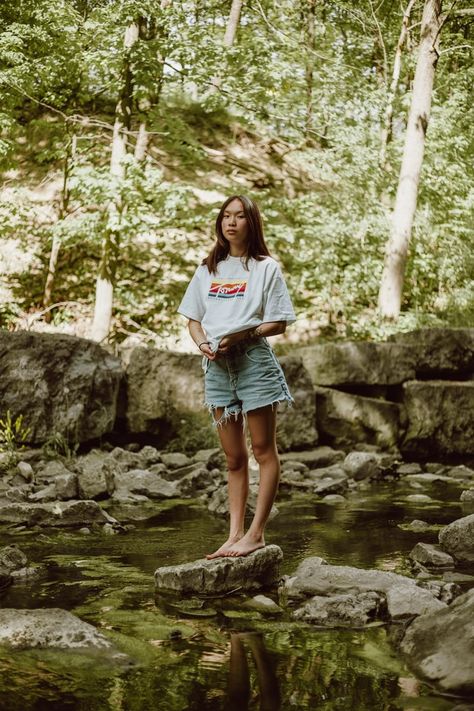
[0,477,473,710]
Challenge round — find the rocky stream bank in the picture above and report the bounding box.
[0,327,473,707]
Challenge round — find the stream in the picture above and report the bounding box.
[0,476,473,710]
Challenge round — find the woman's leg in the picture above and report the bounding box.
[206,408,249,559]
[225,404,279,557]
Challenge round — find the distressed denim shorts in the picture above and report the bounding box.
[201,337,294,428]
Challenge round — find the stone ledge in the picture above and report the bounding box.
[154,544,283,595]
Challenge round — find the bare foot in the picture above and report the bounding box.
[224,535,265,557]
[206,535,243,559]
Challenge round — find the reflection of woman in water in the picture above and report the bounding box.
[178,195,296,558]
[227,632,281,711]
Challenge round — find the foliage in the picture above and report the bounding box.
[0,0,473,342]
[0,410,30,465]
[41,431,79,461]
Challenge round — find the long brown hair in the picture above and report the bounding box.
[201,195,271,273]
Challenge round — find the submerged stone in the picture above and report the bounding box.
[293,591,382,627]
[154,545,283,595]
[0,608,113,650]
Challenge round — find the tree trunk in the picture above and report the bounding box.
[304,0,317,141]
[90,22,139,342]
[210,0,243,92]
[43,132,77,320]
[379,0,417,168]
[378,0,442,320]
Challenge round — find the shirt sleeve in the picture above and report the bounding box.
[262,264,296,325]
[177,266,206,322]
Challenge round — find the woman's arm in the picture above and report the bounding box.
[187,319,219,360]
[217,321,286,353]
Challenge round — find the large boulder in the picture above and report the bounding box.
[389,328,474,377]
[297,341,416,386]
[274,355,318,451]
[315,386,405,449]
[75,450,116,499]
[400,588,474,695]
[439,514,474,564]
[293,591,382,627]
[155,545,283,594]
[401,381,474,456]
[120,346,216,450]
[0,608,112,650]
[0,331,122,444]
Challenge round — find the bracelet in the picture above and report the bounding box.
[198,341,210,351]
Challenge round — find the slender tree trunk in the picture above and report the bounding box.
[43,132,77,319]
[378,0,442,320]
[379,0,417,168]
[210,0,243,92]
[90,22,139,342]
[304,0,317,141]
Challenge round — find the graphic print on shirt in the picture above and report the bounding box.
[208,279,248,300]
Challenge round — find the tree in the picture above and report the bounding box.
[89,21,139,342]
[378,0,443,320]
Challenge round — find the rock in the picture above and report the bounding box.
[409,543,455,569]
[461,490,474,502]
[0,500,117,527]
[75,450,115,499]
[282,557,417,600]
[401,381,474,457]
[154,544,283,594]
[193,448,226,470]
[439,514,474,563]
[420,580,461,605]
[0,331,122,444]
[35,460,76,484]
[447,465,474,482]
[138,445,162,466]
[386,585,447,619]
[389,328,474,377]
[121,347,214,448]
[79,527,91,535]
[281,460,309,473]
[113,469,179,500]
[403,520,431,532]
[313,473,348,496]
[0,545,27,573]
[28,484,56,502]
[54,472,78,500]
[406,473,454,484]
[16,461,34,482]
[161,452,193,469]
[315,386,405,450]
[397,463,422,475]
[5,486,29,502]
[293,591,382,627]
[343,452,383,481]
[321,494,347,504]
[108,447,148,470]
[274,355,318,451]
[406,494,433,503]
[176,467,217,497]
[0,608,112,650]
[279,447,345,469]
[425,462,445,474]
[242,595,283,614]
[297,341,416,386]
[400,588,474,695]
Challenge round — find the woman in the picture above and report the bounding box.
[177,195,296,558]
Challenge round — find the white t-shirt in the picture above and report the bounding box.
[177,255,296,352]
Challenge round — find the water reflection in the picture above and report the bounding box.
[227,632,281,711]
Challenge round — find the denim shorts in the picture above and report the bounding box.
[201,337,294,428]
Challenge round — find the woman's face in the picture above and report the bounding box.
[221,198,248,252]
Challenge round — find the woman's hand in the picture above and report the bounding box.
[216,334,239,354]
[200,343,217,360]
